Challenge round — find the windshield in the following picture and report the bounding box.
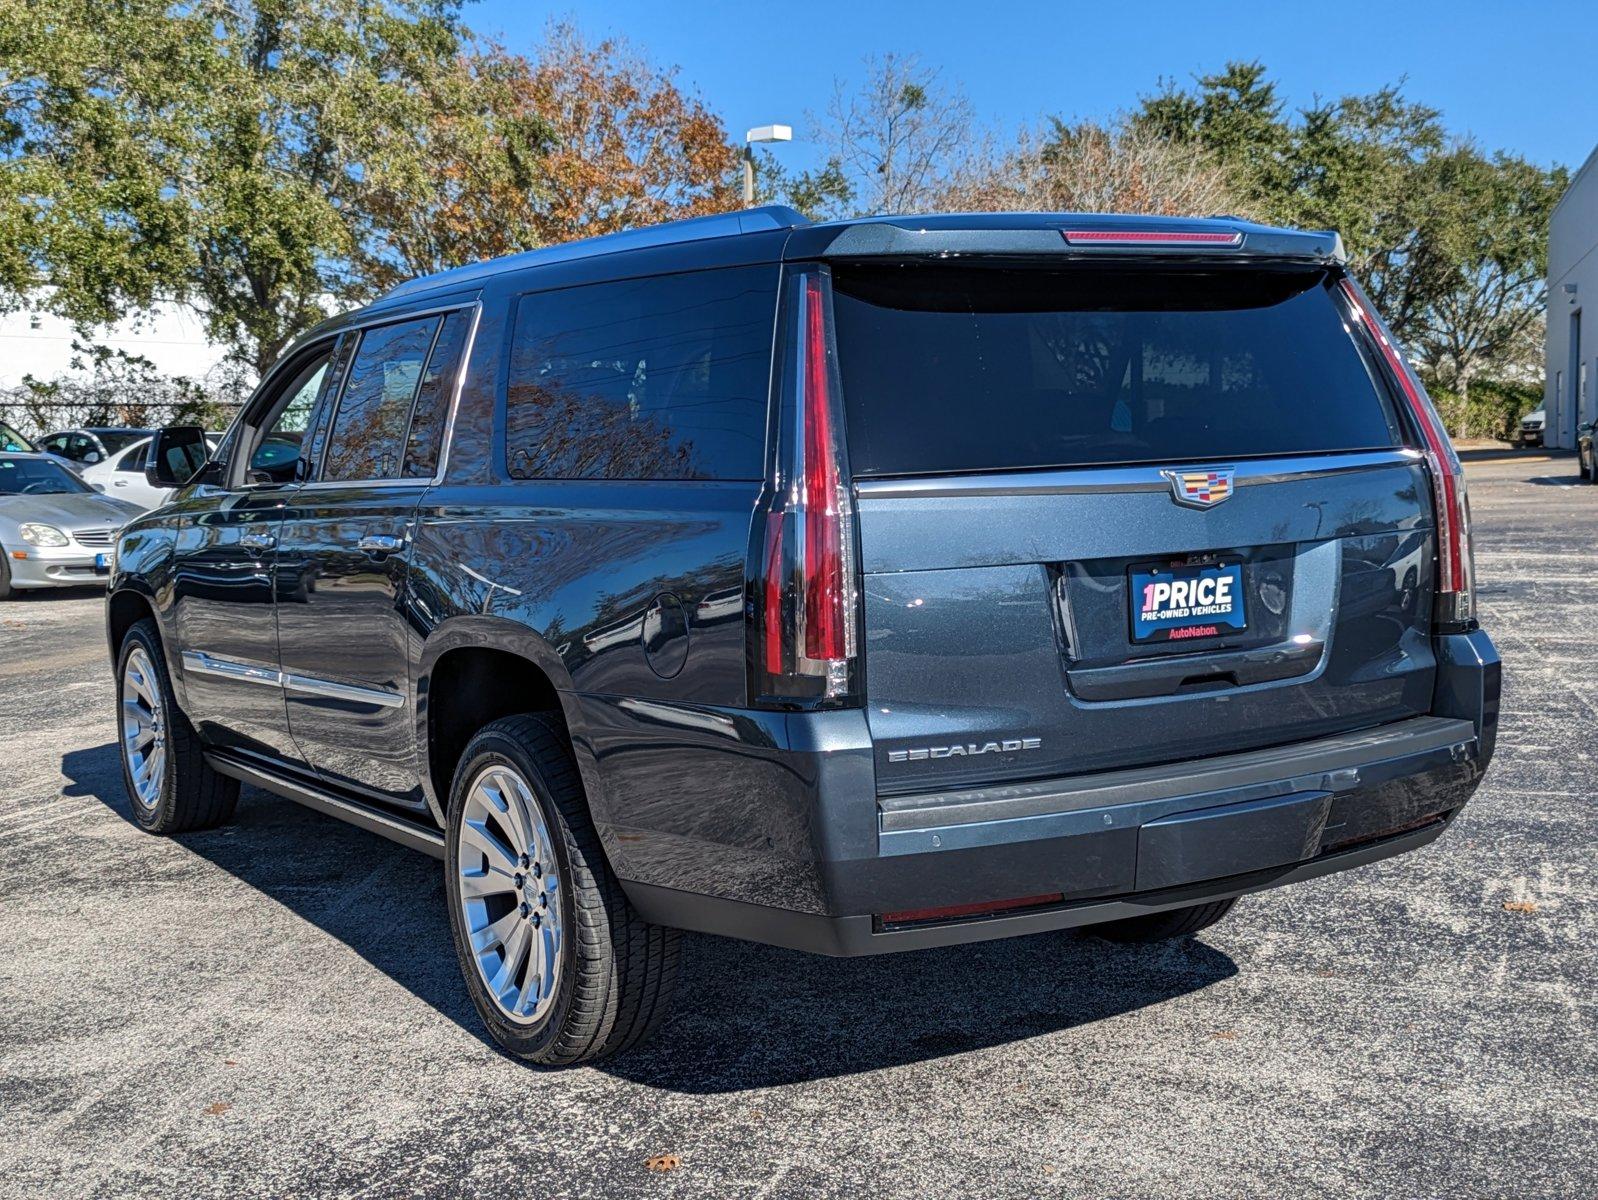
[0,456,94,496]
[0,423,35,453]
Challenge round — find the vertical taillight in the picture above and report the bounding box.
[1341,278,1477,630]
[749,267,860,707]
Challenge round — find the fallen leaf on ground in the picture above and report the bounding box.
[1503,900,1538,913]
[645,1155,680,1173]
[1211,1030,1238,1040]
[203,1102,231,1116]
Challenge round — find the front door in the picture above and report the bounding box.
[169,341,339,763]
[275,308,471,808]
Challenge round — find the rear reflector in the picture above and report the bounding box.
[880,893,1065,926]
[1062,229,1243,247]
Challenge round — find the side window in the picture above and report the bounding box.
[321,316,441,482]
[116,445,147,474]
[401,309,471,478]
[40,434,68,455]
[247,353,332,484]
[67,433,96,462]
[505,266,777,481]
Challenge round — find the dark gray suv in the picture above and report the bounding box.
[109,208,1499,1064]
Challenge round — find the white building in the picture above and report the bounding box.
[0,300,228,390]
[1546,144,1598,450]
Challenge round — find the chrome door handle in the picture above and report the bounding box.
[239,531,276,551]
[357,534,403,554]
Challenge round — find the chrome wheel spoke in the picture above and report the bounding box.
[460,818,518,875]
[489,771,536,857]
[470,907,523,954]
[458,867,516,899]
[489,920,532,997]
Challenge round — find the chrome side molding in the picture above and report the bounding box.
[181,651,281,688]
[181,650,404,709]
[282,673,405,709]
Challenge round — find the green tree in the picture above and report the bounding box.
[0,0,476,376]
[1411,149,1567,418]
[1138,62,1293,206]
[1135,60,1565,394]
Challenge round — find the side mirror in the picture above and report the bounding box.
[145,425,209,489]
[84,451,102,464]
[90,482,106,493]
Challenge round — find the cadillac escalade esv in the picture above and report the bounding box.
[109,208,1500,1065]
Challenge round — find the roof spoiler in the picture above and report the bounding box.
[787,216,1345,265]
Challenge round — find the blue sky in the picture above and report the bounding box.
[467,0,1594,175]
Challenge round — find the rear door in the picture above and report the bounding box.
[832,261,1436,795]
[275,306,474,808]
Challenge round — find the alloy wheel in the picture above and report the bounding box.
[455,764,564,1025]
[121,645,167,811]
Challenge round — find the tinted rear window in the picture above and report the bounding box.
[505,266,777,481]
[831,265,1401,477]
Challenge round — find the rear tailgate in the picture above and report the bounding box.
[832,261,1436,795]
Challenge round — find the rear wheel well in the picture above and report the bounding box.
[426,647,570,808]
[108,590,155,662]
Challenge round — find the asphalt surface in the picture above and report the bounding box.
[1,451,1594,1199]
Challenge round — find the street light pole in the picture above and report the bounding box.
[743,124,793,206]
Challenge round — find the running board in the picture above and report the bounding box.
[204,752,446,860]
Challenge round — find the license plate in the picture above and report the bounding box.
[1129,560,1246,644]
[94,553,110,572]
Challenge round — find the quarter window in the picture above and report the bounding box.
[505,267,777,481]
[321,316,441,482]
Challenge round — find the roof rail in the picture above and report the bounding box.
[382,205,810,301]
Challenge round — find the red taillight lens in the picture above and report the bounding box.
[749,267,860,708]
[1341,279,1476,628]
[801,273,848,662]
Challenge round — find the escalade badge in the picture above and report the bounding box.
[1162,467,1235,509]
[888,737,1041,764]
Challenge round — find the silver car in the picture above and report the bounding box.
[0,453,142,597]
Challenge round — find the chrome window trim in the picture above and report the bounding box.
[220,299,482,498]
[316,299,482,489]
[182,651,405,709]
[430,301,482,485]
[853,449,1424,500]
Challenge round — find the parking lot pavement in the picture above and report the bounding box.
[1,451,1593,1200]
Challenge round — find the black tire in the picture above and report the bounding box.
[0,547,11,599]
[1092,897,1238,944]
[444,713,680,1066]
[116,618,238,833]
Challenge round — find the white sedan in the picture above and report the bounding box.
[80,434,220,511]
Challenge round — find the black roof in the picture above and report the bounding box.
[280,207,1348,371]
[378,207,1345,308]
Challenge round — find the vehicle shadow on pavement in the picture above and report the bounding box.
[65,740,1238,1089]
[602,932,1236,1092]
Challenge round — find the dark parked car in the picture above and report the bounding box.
[108,208,1500,1065]
[1578,420,1595,482]
[38,426,157,473]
